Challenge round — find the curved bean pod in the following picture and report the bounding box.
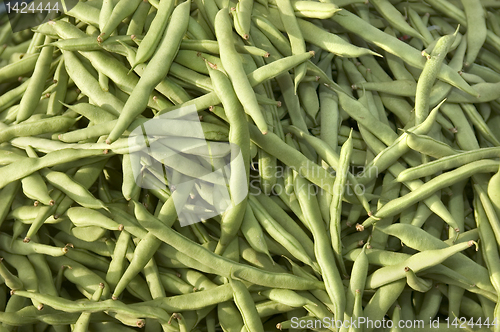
[16,36,54,122]
[363,160,500,227]
[107,0,191,144]
[98,0,143,41]
[134,200,324,290]
[331,9,478,97]
[377,223,495,294]
[132,0,174,70]
[215,8,268,134]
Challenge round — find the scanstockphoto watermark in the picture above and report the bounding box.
[287,317,427,330]
[250,176,367,197]
[248,162,377,197]
[127,105,248,227]
[250,162,377,178]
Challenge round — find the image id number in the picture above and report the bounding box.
[5,1,60,14]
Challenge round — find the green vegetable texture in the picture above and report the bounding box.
[1,0,500,331]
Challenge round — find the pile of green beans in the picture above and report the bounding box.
[1,0,500,331]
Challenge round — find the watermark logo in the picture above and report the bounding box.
[128,105,247,227]
[1,0,78,32]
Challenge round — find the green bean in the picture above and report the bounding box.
[0,148,106,190]
[329,129,353,278]
[314,79,398,149]
[49,256,110,297]
[63,103,117,124]
[352,79,417,97]
[407,9,434,46]
[99,0,143,42]
[366,240,476,289]
[205,59,249,254]
[460,71,486,85]
[378,223,495,294]
[397,147,500,182]
[233,0,253,40]
[461,0,488,66]
[104,231,130,292]
[41,169,108,211]
[53,159,109,219]
[0,115,76,144]
[112,232,160,299]
[0,18,14,46]
[461,103,500,146]
[294,175,345,321]
[134,200,324,289]
[346,244,368,320]
[2,0,500,329]
[252,15,292,57]
[67,207,122,230]
[0,79,29,113]
[254,192,315,259]
[250,125,336,193]
[361,130,458,230]
[64,1,101,26]
[214,8,268,135]
[106,0,190,143]
[257,300,294,318]
[54,231,111,258]
[330,9,478,97]
[99,0,114,33]
[363,160,500,229]
[363,280,406,332]
[0,53,39,84]
[372,0,424,41]
[240,205,272,261]
[51,25,168,110]
[132,0,174,70]
[0,304,92,326]
[356,99,444,184]
[73,283,105,332]
[350,289,363,332]
[50,237,110,274]
[16,36,54,122]
[345,247,474,287]
[0,181,20,229]
[383,29,417,82]
[258,148,278,196]
[415,31,457,125]
[292,1,339,19]
[63,51,123,116]
[229,276,265,332]
[13,290,170,324]
[406,131,460,159]
[473,192,500,295]
[23,189,63,242]
[125,0,151,35]
[71,225,107,242]
[286,126,369,211]
[0,233,66,257]
[46,60,69,116]
[159,270,194,295]
[249,196,318,270]
[418,285,443,321]
[428,35,467,107]
[0,257,23,291]
[158,51,313,115]
[218,300,244,332]
[404,266,432,292]
[368,174,399,249]
[20,169,53,206]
